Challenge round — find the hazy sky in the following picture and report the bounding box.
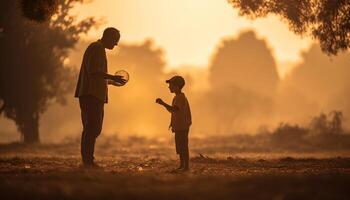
[75,0,313,78]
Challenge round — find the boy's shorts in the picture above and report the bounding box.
[174,130,189,154]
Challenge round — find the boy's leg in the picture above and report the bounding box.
[182,130,189,170]
[175,132,184,169]
[177,130,189,170]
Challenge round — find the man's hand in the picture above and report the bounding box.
[112,75,127,85]
[155,98,164,105]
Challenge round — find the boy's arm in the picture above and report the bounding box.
[156,98,179,112]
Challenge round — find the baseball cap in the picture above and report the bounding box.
[166,75,185,89]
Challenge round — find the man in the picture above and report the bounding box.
[75,27,125,167]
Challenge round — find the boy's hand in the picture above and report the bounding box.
[155,98,164,105]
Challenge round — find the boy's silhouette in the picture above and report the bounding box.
[156,76,192,171]
[74,27,126,167]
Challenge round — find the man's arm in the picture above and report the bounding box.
[87,44,126,84]
[90,71,126,85]
[90,71,113,80]
[156,98,179,112]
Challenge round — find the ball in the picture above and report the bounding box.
[111,70,129,86]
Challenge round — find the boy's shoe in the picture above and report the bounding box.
[169,167,190,173]
[177,166,184,170]
[169,167,183,173]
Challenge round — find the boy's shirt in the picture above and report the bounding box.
[170,92,192,132]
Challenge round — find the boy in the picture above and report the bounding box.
[156,75,192,171]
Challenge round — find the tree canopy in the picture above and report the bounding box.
[20,0,59,22]
[228,0,350,55]
[0,0,96,143]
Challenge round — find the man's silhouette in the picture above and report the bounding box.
[75,27,125,167]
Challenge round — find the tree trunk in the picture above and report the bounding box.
[22,124,40,144]
[19,113,40,144]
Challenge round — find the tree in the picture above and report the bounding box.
[20,0,59,22]
[228,0,350,55]
[0,0,96,143]
[329,110,343,134]
[309,111,344,134]
[197,31,278,134]
[209,31,279,96]
[277,44,350,121]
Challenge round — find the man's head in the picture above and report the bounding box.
[101,27,120,50]
[166,75,185,93]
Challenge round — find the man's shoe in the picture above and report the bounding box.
[83,162,101,169]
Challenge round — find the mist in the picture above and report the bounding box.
[1,30,350,144]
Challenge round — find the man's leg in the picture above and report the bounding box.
[84,134,97,165]
[80,97,89,164]
[183,149,189,170]
[79,96,104,165]
[179,154,184,169]
[88,101,103,164]
[81,130,87,163]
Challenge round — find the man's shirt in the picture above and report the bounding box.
[75,40,108,103]
[170,92,192,132]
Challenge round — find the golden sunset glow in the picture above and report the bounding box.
[73,0,313,78]
[1,2,350,198]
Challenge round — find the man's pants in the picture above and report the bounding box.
[79,95,104,165]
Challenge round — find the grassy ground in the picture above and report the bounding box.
[0,137,350,200]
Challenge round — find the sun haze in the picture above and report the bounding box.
[72,0,313,78]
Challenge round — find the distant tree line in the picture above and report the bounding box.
[229,0,350,55]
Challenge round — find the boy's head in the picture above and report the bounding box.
[166,75,185,93]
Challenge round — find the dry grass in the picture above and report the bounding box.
[0,137,350,199]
